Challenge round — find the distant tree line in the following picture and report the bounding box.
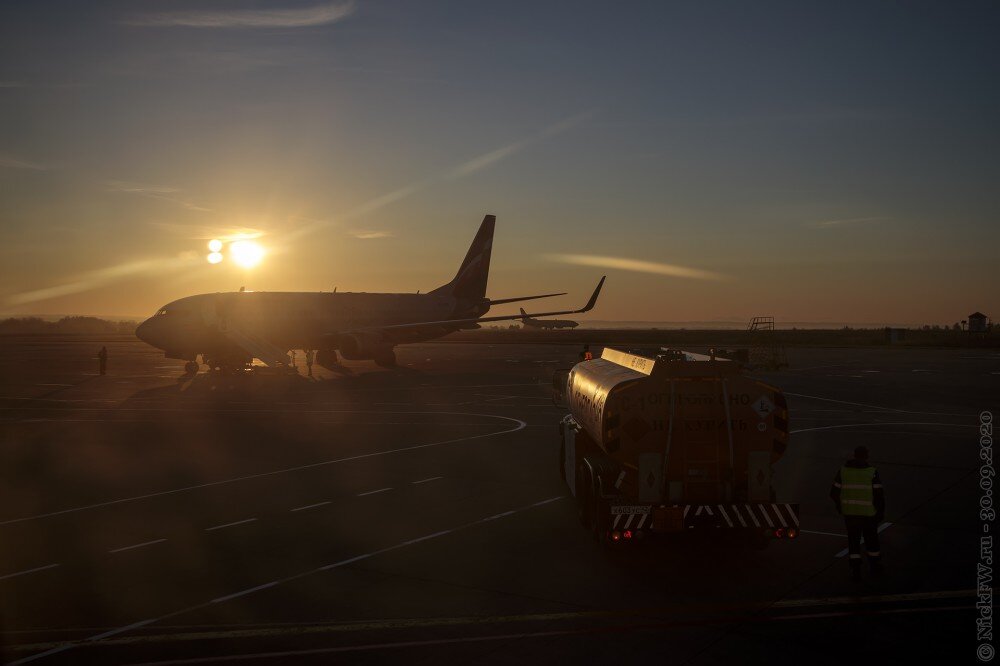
[451,323,998,348]
[0,316,137,335]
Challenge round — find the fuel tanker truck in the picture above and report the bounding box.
[557,347,798,545]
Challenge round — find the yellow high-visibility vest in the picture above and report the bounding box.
[839,466,876,517]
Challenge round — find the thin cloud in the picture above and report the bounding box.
[107,180,212,212]
[287,110,597,243]
[4,255,200,307]
[0,81,87,89]
[349,230,393,239]
[148,222,266,241]
[0,154,48,171]
[544,253,727,281]
[444,110,596,180]
[125,1,355,29]
[806,216,886,229]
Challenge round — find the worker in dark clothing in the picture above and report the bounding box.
[830,445,885,580]
[97,346,108,376]
[306,350,315,378]
[579,344,593,362]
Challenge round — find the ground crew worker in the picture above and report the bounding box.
[306,350,315,377]
[580,344,593,361]
[830,445,885,580]
[97,346,108,376]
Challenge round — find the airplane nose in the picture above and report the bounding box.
[135,318,157,346]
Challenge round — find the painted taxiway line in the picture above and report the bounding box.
[357,488,392,497]
[835,522,893,558]
[204,519,256,532]
[290,502,330,512]
[109,539,167,554]
[6,588,979,655]
[785,391,973,417]
[411,476,443,484]
[0,412,526,526]
[772,588,977,608]
[799,529,845,538]
[7,496,566,665]
[791,422,973,435]
[84,606,971,664]
[0,563,60,582]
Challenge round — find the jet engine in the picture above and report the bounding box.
[338,333,396,367]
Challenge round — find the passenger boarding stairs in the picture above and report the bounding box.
[221,321,291,368]
[747,316,789,370]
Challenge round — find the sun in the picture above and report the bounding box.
[230,240,265,268]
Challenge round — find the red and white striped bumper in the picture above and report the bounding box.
[609,503,800,533]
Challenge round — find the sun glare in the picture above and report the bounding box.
[230,240,265,268]
[207,239,223,252]
[207,252,223,264]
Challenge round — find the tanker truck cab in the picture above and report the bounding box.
[558,347,798,546]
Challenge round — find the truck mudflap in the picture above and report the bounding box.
[606,503,800,541]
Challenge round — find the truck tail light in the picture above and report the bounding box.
[774,528,785,539]
[787,528,798,539]
[623,530,633,540]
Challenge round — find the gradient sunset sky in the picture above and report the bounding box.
[1,1,997,324]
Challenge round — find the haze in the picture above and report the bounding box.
[1,1,997,324]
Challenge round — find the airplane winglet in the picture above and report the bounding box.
[578,276,606,313]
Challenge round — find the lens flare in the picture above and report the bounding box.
[207,252,223,264]
[230,240,264,268]
[207,239,223,252]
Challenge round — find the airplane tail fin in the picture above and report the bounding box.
[519,308,527,317]
[432,215,494,300]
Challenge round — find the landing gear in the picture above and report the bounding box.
[373,347,397,368]
[183,361,199,375]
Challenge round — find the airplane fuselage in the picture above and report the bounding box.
[136,290,479,363]
[135,215,604,370]
[522,318,578,329]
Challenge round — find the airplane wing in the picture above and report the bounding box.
[487,292,566,307]
[324,276,604,344]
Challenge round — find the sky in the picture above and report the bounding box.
[1,1,998,325]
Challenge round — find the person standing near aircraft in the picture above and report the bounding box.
[97,346,108,375]
[306,350,315,378]
[830,445,885,581]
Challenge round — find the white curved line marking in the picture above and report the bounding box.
[0,411,526,526]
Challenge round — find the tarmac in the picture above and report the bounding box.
[0,335,996,664]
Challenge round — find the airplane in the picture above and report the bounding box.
[136,215,605,373]
[519,307,579,329]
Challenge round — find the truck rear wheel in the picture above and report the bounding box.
[558,430,566,483]
[591,492,607,542]
[576,465,593,529]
